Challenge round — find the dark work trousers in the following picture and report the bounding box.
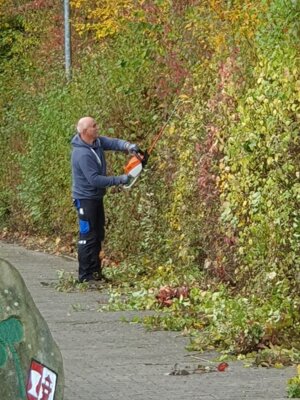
[73,198,105,282]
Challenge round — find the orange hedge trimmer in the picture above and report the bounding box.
[123,102,180,189]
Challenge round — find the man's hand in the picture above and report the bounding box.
[117,174,130,185]
[126,143,140,155]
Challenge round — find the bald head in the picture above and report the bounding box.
[77,116,99,144]
[77,116,95,134]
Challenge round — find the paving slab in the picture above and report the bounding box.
[0,241,296,400]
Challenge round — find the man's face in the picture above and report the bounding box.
[86,119,99,141]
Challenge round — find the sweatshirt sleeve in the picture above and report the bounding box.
[77,154,122,188]
[100,136,129,152]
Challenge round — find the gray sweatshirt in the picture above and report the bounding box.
[71,133,129,199]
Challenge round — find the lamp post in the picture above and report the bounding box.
[64,0,72,81]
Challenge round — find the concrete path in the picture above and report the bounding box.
[0,241,296,400]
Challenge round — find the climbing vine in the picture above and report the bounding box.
[0,0,299,370]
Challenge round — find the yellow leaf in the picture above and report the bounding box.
[179,94,189,100]
[274,363,283,369]
[168,124,175,135]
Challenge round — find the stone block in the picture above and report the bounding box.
[0,258,64,400]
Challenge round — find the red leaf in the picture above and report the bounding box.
[217,362,229,372]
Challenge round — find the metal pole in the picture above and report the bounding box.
[64,0,72,81]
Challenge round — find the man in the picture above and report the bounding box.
[71,116,140,283]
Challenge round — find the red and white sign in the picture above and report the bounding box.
[26,360,57,400]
